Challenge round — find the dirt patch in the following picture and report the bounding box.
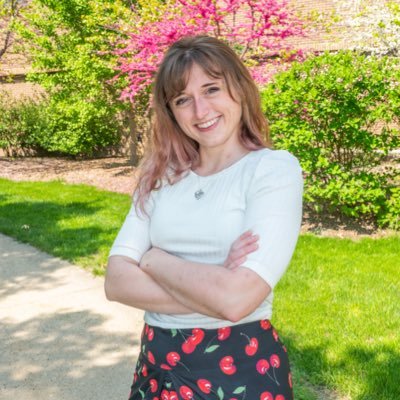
[0,157,136,195]
[0,156,397,239]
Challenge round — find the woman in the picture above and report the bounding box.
[105,35,303,400]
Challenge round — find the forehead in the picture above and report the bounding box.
[164,61,224,100]
[184,64,223,89]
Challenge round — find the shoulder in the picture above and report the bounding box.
[248,148,302,179]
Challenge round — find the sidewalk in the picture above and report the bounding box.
[0,233,144,400]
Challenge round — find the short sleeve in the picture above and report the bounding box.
[108,193,154,263]
[241,150,303,289]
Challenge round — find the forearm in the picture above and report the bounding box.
[141,250,270,322]
[105,255,194,314]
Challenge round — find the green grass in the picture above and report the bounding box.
[0,178,131,275]
[0,178,399,399]
[273,235,400,400]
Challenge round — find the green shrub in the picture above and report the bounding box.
[11,0,133,156]
[261,51,400,229]
[0,91,48,155]
[0,90,125,157]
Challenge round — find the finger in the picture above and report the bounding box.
[226,255,247,270]
[230,241,259,260]
[231,233,259,251]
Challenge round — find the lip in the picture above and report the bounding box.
[195,116,220,131]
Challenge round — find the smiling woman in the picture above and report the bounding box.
[105,35,303,400]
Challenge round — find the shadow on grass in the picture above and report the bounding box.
[0,199,117,261]
[283,333,400,400]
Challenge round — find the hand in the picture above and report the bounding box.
[223,230,259,270]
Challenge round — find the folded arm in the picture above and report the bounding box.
[105,255,194,314]
[140,246,270,322]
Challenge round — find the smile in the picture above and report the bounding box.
[196,117,220,129]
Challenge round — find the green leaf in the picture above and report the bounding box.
[204,345,220,353]
[233,386,246,394]
[139,389,145,398]
[171,328,177,337]
[217,387,224,400]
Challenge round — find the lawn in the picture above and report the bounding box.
[0,178,399,400]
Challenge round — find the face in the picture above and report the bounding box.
[169,63,243,156]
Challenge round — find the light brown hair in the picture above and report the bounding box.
[135,35,270,211]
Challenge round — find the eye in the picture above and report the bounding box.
[206,86,220,95]
[174,96,190,107]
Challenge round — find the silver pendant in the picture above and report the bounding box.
[194,189,205,200]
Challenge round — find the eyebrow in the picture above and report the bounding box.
[174,81,220,98]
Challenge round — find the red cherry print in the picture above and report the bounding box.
[182,340,196,354]
[142,364,148,377]
[179,385,194,400]
[191,328,205,345]
[149,379,158,393]
[197,378,212,394]
[153,398,159,400]
[282,345,287,353]
[148,327,154,341]
[270,354,281,368]
[260,320,271,330]
[169,391,178,400]
[161,389,169,400]
[272,328,279,342]
[148,350,156,365]
[219,356,237,375]
[166,351,180,366]
[218,327,231,341]
[160,363,172,370]
[245,337,259,356]
[275,395,285,400]
[260,392,273,400]
[133,372,138,383]
[288,372,293,388]
[256,359,270,374]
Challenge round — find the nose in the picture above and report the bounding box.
[193,96,209,120]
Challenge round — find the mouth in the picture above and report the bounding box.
[196,116,220,130]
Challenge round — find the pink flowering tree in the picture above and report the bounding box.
[116,0,306,106]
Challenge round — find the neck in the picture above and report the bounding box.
[195,145,249,176]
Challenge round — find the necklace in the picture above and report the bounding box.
[194,188,205,200]
[194,174,207,200]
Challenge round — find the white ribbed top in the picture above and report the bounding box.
[109,148,303,328]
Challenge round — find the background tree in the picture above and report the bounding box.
[116,0,306,106]
[0,0,28,60]
[338,0,400,56]
[13,0,134,157]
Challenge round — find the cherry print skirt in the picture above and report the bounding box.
[128,319,293,400]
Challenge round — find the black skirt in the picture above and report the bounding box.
[129,319,293,400]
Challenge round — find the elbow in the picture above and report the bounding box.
[104,277,117,302]
[220,269,271,323]
[222,303,255,323]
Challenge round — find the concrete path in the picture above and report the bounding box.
[0,233,145,400]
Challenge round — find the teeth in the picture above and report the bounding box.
[197,117,219,129]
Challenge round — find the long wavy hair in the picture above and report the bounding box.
[135,35,271,212]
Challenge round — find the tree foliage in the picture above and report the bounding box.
[262,51,400,229]
[0,0,28,60]
[13,0,133,156]
[116,0,306,105]
[338,0,400,56]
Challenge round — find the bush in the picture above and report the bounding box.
[0,90,126,157]
[12,0,132,157]
[0,91,48,155]
[261,51,400,229]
